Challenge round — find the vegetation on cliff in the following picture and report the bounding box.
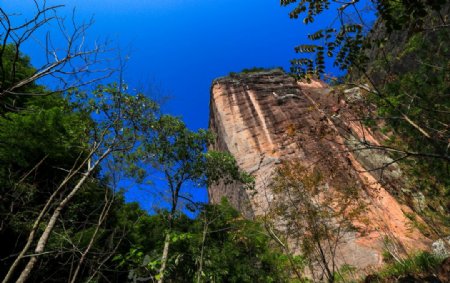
[284,0,449,230]
[281,0,449,280]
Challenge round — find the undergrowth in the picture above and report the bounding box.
[366,251,444,282]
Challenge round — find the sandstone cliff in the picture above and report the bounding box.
[208,69,431,272]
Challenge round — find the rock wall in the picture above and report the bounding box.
[208,69,431,271]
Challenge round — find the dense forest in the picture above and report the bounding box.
[1,0,449,282]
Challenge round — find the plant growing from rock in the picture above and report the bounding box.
[266,160,365,283]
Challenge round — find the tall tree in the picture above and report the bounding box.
[141,115,254,283]
[2,83,160,283]
[266,160,364,282]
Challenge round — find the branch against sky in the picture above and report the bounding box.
[0,0,114,108]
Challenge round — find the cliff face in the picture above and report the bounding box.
[208,69,431,270]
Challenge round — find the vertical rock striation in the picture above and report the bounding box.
[208,69,431,270]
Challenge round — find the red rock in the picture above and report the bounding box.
[208,70,431,271]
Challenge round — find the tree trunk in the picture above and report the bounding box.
[15,173,89,283]
[265,223,303,280]
[2,151,94,283]
[14,149,110,283]
[157,233,171,283]
[156,177,180,283]
[196,221,208,283]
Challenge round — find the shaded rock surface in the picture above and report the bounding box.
[208,69,432,271]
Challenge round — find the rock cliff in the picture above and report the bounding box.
[208,69,431,271]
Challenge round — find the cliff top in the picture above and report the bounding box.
[212,68,286,84]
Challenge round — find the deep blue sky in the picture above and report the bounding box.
[3,0,347,211]
[6,0,336,129]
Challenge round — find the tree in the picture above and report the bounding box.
[1,2,258,283]
[2,83,160,283]
[141,116,254,283]
[0,7,156,280]
[266,160,364,282]
[283,0,447,77]
[190,199,291,283]
[0,1,112,111]
[115,199,292,283]
[283,0,449,160]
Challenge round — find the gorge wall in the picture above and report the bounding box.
[208,69,431,271]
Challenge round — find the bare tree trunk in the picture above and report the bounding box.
[316,240,334,283]
[14,149,110,283]
[265,223,304,280]
[15,173,89,283]
[1,151,94,283]
[157,178,181,283]
[157,233,171,283]
[196,220,208,283]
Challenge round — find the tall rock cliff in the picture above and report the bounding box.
[208,69,431,271]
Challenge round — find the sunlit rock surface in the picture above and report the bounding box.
[208,69,431,271]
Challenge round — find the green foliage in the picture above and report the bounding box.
[229,67,284,76]
[140,115,254,283]
[373,29,449,152]
[113,246,163,282]
[283,0,447,78]
[377,251,443,279]
[118,199,292,283]
[0,44,47,111]
[144,115,215,183]
[375,0,446,33]
[0,44,47,114]
[0,42,164,282]
[0,95,89,168]
[334,264,357,283]
[0,84,159,282]
[143,114,253,203]
[205,150,254,188]
[366,27,450,223]
[0,44,35,87]
[0,93,93,270]
[284,0,450,238]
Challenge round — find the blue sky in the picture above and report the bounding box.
[6,0,331,129]
[3,0,346,212]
